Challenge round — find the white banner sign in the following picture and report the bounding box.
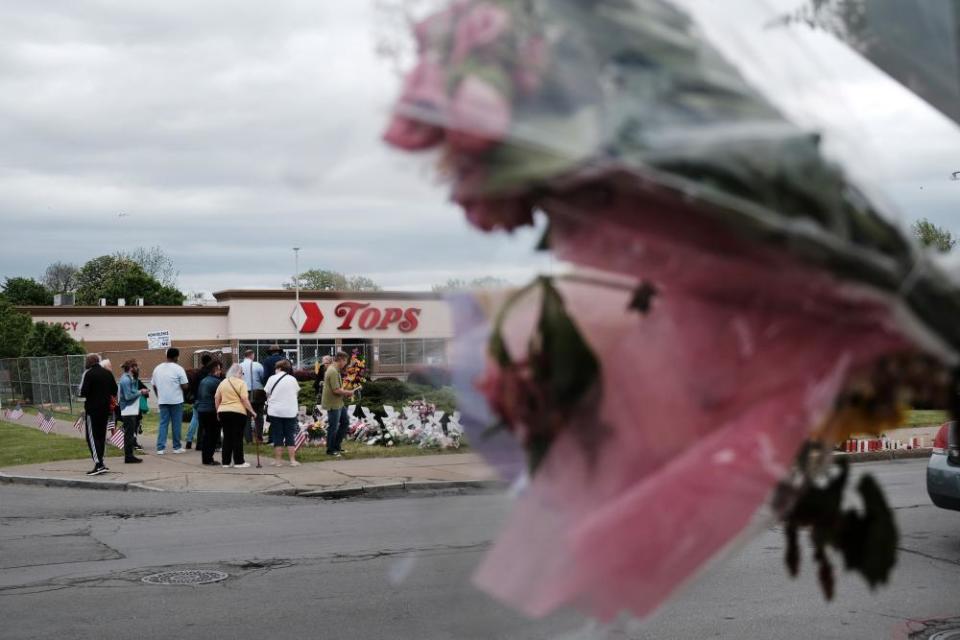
[147,330,171,350]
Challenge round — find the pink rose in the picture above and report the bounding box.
[383,115,444,150]
[450,2,511,66]
[447,75,512,153]
[398,56,448,117]
[383,57,449,151]
[414,0,472,52]
[461,197,534,233]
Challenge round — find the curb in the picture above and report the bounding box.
[271,479,506,500]
[0,472,165,492]
[835,448,932,463]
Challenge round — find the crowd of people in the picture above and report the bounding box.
[78,346,358,476]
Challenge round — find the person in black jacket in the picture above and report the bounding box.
[79,354,118,476]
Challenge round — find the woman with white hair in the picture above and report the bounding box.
[215,363,257,468]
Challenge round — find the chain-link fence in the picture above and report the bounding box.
[0,355,86,413]
[0,345,234,416]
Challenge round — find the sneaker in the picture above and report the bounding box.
[185,442,193,450]
[202,461,221,466]
[326,452,342,458]
[172,448,185,454]
[270,461,284,467]
[86,466,107,476]
[289,461,301,467]
[125,457,143,464]
[227,463,234,468]
[234,462,251,469]
[156,450,166,456]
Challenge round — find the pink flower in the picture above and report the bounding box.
[414,0,471,52]
[447,75,512,153]
[450,2,511,66]
[514,36,549,95]
[383,57,449,151]
[383,115,444,150]
[461,197,534,232]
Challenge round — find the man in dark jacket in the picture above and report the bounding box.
[260,345,284,386]
[79,354,118,476]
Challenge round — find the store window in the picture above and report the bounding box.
[403,339,424,365]
[379,339,402,366]
[424,339,446,365]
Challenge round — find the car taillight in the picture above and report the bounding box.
[933,423,950,454]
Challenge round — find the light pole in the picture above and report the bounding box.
[293,247,301,368]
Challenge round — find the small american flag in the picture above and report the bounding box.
[106,414,116,430]
[73,414,85,433]
[36,411,56,434]
[108,425,125,449]
[294,426,307,451]
[5,404,24,421]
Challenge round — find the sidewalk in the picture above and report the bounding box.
[0,414,501,497]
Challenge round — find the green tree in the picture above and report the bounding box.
[21,322,85,357]
[1,277,52,305]
[912,218,956,252]
[41,261,80,294]
[0,300,32,358]
[99,268,185,306]
[75,255,184,305]
[121,246,178,287]
[285,269,381,291]
[346,275,383,292]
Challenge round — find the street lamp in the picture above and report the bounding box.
[294,247,301,368]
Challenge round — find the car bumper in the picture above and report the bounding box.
[927,452,960,511]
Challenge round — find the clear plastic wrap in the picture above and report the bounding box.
[384,0,960,623]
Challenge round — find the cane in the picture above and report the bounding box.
[252,415,262,468]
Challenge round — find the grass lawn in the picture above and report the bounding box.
[901,410,948,428]
[0,420,120,468]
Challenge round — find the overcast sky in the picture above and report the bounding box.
[0,0,957,294]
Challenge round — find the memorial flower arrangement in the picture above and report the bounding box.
[384,0,960,622]
[341,350,368,392]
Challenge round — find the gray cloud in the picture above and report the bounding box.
[1,0,957,293]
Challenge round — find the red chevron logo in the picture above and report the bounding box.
[291,302,323,333]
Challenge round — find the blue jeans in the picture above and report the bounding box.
[186,409,199,443]
[157,404,184,452]
[326,408,350,454]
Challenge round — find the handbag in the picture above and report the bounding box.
[139,395,149,414]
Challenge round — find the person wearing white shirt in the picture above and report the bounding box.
[264,359,303,467]
[151,347,189,454]
[240,349,266,444]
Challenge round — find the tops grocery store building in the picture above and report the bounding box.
[17,290,453,378]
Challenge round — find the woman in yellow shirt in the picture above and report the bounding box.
[215,363,257,468]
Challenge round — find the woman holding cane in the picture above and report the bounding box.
[215,363,256,468]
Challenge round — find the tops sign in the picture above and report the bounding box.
[291,302,421,334]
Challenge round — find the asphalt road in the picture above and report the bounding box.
[1,459,958,639]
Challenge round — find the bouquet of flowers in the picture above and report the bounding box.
[341,350,368,392]
[305,421,326,443]
[385,0,960,622]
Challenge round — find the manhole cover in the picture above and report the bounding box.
[929,631,960,640]
[142,570,228,585]
[914,620,960,640]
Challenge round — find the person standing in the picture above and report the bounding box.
[133,373,149,453]
[151,348,189,455]
[117,360,148,464]
[196,360,224,466]
[322,351,356,458]
[240,349,266,444]
[185,353,214,450]
[264,359,303,467]
[215,363,256,468]
[261,345,284,382]
[79,354,117,475]
[312,355,332,406]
